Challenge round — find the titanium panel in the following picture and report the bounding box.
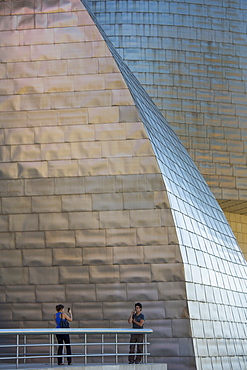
[1,1,247,369]
[87,0,247,252]
[82,2,247,369]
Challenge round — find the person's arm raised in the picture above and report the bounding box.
[128,311,135,324]
[62,310,73,322]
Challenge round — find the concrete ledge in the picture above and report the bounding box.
[1,364,167,370]
[52,366,167,370]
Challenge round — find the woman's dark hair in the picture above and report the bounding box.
[56,304,64,312]
[135,302,142,309]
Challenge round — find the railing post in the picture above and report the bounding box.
[51,334,54,367]
[101,334,104,364]
[115,333,118,364]
[23,335,26,364]
[85,333,87,365]
[16,334,19,369]
[144,333,147,364]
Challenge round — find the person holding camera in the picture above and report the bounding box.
[128,302,145,364]
[54,304,73,366]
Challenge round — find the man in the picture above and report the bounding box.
[128,302,145,364]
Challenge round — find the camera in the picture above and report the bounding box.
[68,307,70,312]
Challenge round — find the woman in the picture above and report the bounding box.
[54,304,73,366]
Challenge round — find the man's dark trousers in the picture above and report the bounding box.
[128,333,144,364]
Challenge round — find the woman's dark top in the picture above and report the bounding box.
[55,312,62,328]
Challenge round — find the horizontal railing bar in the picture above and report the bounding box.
[0,328,153,335]
[53,353,151,358]
[0,352,150,361]
[0,355,53,360]
[0,352,150,365]
[0,352,150,360]
[0,341,150,348]
[0,355,150,360]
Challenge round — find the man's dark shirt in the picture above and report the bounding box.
[132,313,145,329]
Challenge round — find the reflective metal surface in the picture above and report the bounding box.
[0,1,246,370]
[86,0,247,261]
[83,2,247,369]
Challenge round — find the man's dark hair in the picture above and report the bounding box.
[56,304,64,312]
[135,302,142,309]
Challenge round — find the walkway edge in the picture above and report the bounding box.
[2,365,167,370]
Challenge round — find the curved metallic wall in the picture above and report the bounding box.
[0,0,192,368]
[83,4,247,369]
[86,0,247,259]
[0,1,247,369]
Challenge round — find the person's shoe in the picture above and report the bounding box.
[68,363,73,366]
[135,360,141,364]
[58,364,64,366]
[129,360,134,364]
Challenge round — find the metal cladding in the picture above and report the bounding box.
[86,0,247,261]
[0,1,246,370]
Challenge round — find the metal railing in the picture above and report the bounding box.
[0,328,153,368]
